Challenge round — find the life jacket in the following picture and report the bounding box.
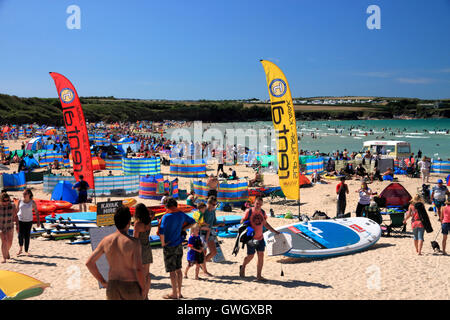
[192,208,206,225]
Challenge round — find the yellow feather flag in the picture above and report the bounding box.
[260,60,300,200]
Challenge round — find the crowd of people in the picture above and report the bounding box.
[83,194,278,300]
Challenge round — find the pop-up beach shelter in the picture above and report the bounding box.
[23,156,39,170]
[26,137,43,151]
[299,173,312,187]
[379,183,412,208]
[51,181,78,203]
[92,157,106,170]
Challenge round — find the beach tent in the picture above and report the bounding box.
[44,127,56,135]
[23,156,40,170]
[299,173,312,187]
[2,172,26,191]
[51,181,78,203]
[0,270,50,300]
[379,183,412,208]
[26,137,43,151]
[91,145,121,157]
[92,157,106,170]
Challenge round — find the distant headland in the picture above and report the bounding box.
[0,93,449,125]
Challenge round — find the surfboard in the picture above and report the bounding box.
[45,212,97,223]
[30,228,47,238]
[55,223,98,230]
[67,239,91,245]
[228,224,241,233]
[415,202,433,233]
[264,217,381,258]
[264,232,293,256]
[217,230,238,238]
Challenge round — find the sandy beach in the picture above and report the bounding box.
[1,137,450,300]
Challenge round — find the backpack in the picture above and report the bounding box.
[311,211,330,220]
[223,203,232,212]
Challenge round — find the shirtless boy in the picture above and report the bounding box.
[86,206,145,300]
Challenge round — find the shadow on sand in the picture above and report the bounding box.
[195,274,332,289]
[277,242,396,264]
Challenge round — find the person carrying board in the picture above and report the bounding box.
[239,196,280,282]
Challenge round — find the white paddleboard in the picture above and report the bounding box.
[264,217,381,258]
[264,232,293,256]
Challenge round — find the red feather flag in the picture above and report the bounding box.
[49,72,95,189]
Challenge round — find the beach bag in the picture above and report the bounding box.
[222,203,232,212]
[311,211,330,220]
[366,205,382,225]
[373,196,386,208]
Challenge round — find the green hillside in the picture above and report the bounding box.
[0,94,448,125]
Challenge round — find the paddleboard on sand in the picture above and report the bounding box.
[264,232,293,256]
[217,230,238,238]
[45,212,97,223]
[67,239,91,245]
[264,217,381,258]
[55,223,98,230]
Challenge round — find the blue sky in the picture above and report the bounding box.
[0,0,449,100]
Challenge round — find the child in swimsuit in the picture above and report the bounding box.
[184,224,210,279]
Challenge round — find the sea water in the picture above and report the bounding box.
[166,118,450,160]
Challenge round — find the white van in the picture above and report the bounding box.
[363,141,411,159]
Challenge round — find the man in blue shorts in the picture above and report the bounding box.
[160,197,196,299]
[431,179,449,218]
